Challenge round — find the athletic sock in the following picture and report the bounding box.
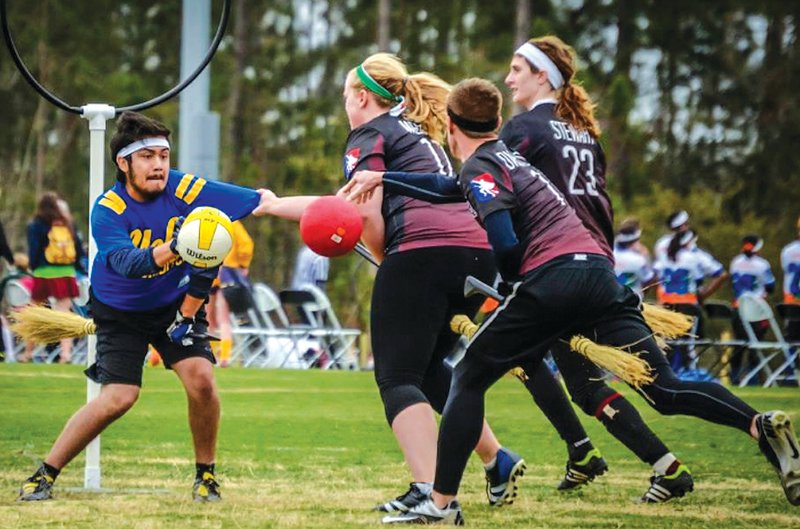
[40,462,60,480]
[484,457,497,471]
[196,463,215,479]
[567,437,594,461]
[414,482,433,495]
[652,453,678,476]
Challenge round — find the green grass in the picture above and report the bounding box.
[0,364,798,528]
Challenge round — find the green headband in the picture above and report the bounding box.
[356,64,403,103]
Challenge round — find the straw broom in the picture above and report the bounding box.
[642,302,693,339]
[9,305,96,344]
[450,314,654,389]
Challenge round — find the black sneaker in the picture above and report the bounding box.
[756,411,800,506]
[381,498,464,525]
[557,448,608,490]
[485,447,527,507]
[192,471,221,503]
[641,464,694,503]
[18,473,55,501]
[375,482,430,513]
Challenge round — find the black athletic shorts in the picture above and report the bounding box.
[85,293,215,386]
[468,253,642,369]
[370,246,495,399]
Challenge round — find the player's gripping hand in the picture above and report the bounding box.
[166,310,196,346]
[168,216,185,256]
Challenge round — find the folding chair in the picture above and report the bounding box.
[1,278,35,361]
[248,283,317,368]
[737,293,800,387]
[279,285,361,369]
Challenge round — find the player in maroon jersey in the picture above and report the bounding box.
[343,79,800,523]
[498,35,688,493]
[254,53,592,513]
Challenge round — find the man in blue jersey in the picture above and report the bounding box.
[18,111,264,503]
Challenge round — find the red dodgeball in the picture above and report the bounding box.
[299,196,363,257]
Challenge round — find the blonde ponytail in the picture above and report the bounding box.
[350,53,450,144]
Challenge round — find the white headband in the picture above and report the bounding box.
[515,42,565,90]
[669,210,689,230]
[615,229,642,244]
[117,137,170,159]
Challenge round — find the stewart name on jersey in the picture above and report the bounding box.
[500,101,614,260]
[343,113,489,254]
[459,140,602,276]
[90,170,260,311]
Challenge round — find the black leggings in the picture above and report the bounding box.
[370,246,495,424]
[434,255,759,495]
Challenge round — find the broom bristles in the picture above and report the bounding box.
[450,314,653,386]
[9,306,96,344]
[569,335,654,388]
[642,302,693,339]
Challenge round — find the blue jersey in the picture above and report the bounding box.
[90,169,260,311]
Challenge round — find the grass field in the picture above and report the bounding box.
[0,364,798,528]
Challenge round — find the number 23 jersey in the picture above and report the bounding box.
[500,100,613,260]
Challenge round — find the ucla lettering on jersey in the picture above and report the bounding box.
[90,169,260,311]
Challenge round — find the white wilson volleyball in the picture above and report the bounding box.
[175,206,234,268]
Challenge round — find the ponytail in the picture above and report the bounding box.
[351,53,450,144]
[403,73,450,144]
[559,83,601,138]
[530,36,601,138]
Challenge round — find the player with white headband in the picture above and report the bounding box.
[17,111,274,504]
[500,35,699,501]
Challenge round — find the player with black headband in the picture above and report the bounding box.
[342,79,800,522]
[254,53,607,513]
[17,111,268,503]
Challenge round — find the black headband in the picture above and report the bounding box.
[447,108,498,133]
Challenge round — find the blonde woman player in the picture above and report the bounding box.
[254,53,604,513]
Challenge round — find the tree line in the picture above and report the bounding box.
[0,0,798,333]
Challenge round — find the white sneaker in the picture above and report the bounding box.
[382,498,465,525]
[757,410,800,506]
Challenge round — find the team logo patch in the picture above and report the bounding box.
[344,148,360,178]
[470,173,499,203]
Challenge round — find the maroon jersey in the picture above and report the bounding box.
[500,101,614,260]
[344,113,489,254]
[459,140,603,276]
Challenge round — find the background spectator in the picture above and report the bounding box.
[291,244,330,291]
[22,192,85,363]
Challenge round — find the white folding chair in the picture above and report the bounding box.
[227,282,313,369]
[248,283,315,368]
[737,293,800,387]
[2,278,33,361]
[279,285,361,370]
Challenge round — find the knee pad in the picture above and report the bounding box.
[380,384,428,425]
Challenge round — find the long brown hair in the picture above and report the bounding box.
[528,36,601,137]
[35,192,68,227]
[349,53,451,144]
